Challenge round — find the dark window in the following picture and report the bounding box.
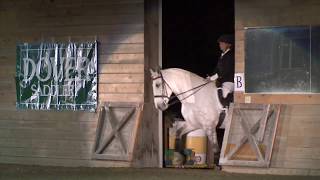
[245,26,320,93]
[311,26,320,93]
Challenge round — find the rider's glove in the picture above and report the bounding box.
[207,74,218,81]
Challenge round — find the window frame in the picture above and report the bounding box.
[244,25,320,95]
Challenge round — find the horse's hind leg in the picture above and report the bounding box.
[205,128,220,168]
[205,128,219,152]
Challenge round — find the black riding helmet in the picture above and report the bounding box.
[217,34,234,44]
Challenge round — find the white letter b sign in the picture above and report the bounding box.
[234,73,245,92]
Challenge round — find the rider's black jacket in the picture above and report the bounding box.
[213,49,235,87]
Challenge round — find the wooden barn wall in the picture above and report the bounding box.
[234,0,320,104]
[0,0,149,167]
[228,0,320,175]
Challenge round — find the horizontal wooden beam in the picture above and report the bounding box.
[99,83,143,94]
[99,73,144,83]
[99,93,143,103]
[235,93,320,105]
[99,64,144,74]
[99,53,144,64]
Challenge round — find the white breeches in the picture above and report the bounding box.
[221,82,234,98]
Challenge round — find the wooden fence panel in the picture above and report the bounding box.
[92,102,142,162]
[220,103,281,167]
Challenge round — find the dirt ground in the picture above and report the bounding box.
[0,164,319,180]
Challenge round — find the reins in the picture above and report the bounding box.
[152,71,212,107]
[168,81,211,106]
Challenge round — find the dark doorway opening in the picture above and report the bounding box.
[162,0,234,167]
[163,0,234,74]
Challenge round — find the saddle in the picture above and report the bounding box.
[217,88,233,108]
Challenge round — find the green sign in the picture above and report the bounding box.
[16,42,98,111]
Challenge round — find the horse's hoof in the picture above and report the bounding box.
[213,145,220,153]
[214,165,222,171]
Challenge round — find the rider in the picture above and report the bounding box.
[208,34,235,108]
[208,34,235,166]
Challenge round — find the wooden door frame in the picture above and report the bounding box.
[158,0,163,168]
[144,0,162,167]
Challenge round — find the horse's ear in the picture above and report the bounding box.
[149,68,157,78]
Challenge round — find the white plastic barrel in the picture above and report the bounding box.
[186,129,207,165]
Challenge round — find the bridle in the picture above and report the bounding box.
[152,72,172,101]
[152,71,212,107]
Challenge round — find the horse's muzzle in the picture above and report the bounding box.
[156,101,169,111]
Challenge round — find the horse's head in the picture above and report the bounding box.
[150,69,172,111]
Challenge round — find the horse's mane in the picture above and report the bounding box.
[161,68,204,82]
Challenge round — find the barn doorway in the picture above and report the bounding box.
[162,0,234,168]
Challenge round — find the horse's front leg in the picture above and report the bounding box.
[175,122,194,139]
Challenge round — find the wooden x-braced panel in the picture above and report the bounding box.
[219,103,281,167]
[92,102,143,161]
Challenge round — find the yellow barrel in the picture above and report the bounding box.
[186,129,207,165]
[168,135,176,149]
[168,127,177,150]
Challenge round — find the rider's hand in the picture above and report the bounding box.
[205,76,211,82]
[206,74,218,81]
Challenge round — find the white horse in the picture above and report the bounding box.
[150,68,227,158]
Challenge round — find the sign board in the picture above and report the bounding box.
[16,42,98,111]
[234,73,245,92]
